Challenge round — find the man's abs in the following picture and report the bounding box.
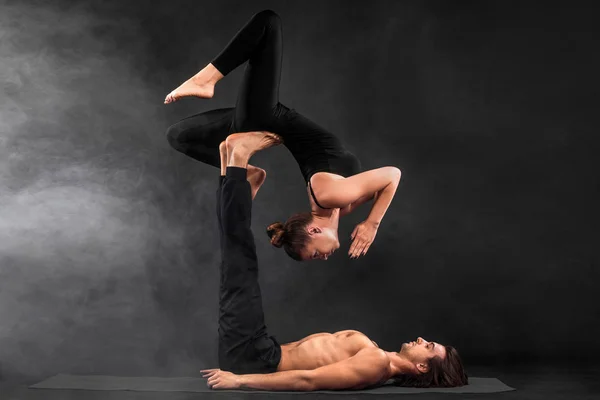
[277,330,379,371]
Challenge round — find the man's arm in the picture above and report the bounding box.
[237,348,390,391]
[238,370,312,391]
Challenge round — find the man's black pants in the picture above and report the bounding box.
[216,166,281,374]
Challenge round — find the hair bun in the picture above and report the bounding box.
[266,222,285,248]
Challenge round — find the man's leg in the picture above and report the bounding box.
[217,139,281,374]
[217,141,227,261]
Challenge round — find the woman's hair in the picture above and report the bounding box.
[391,346,468,388]
[266,212,313,261]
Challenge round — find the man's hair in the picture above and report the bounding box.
[391,345,468,388]
[266,212,313,261]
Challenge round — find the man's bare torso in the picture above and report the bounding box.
[277,329,379,371]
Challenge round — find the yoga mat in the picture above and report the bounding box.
[30,374,515,394]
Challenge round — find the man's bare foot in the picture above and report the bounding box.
[221,140,265,199]
[247,166,266,200]
[219,141,228,176]
[164,64,224,104]
[225,131,283,160]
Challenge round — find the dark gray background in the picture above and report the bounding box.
[1,0,598,383]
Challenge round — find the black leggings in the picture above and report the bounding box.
[216,167,281,374]
[166,10,288,166]
[213,9,284,131]
[166,10,358,183]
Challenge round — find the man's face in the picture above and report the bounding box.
[302,228,340,261]
[400,337,447,367]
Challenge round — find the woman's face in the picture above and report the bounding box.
[302,227,340,261]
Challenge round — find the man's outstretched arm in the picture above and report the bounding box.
[203,348,390,391]
[202,368,311,391]
[240,369,313,391]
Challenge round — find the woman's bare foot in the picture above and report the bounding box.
[225,131,283,160]
[164,78,214,103]
[164,64,224,104]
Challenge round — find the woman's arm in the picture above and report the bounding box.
[339,191,379,217]
[317,167,401,221]
[364,170,401,226]
[339,193,371,217]
[346,180,399,258]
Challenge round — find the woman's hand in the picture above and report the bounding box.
[201,369,241,390]
[348,220,379,259]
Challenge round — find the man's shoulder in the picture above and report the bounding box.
[343,347,390,379]
[349,348,391,388]
[353,347,388,364]
[308,347,391,390]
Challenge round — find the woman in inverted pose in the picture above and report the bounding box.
[165,10,401,261]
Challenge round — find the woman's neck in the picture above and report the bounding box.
[311,208,340,230]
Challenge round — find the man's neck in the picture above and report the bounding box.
[383,351,417,376]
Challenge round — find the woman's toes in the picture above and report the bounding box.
[268,133,282,144]
[166,92,178,103]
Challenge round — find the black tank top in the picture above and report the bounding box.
[276,105,362,180]
[308,180,330,209]
[214,104,362,205]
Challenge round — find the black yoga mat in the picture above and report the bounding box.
[30,374,515,394]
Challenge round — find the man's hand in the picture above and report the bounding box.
[348,220,379,259]
[201,369,240,390]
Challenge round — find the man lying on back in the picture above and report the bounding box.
[204,133,468,391]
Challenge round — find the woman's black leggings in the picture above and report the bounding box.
[166,10,347,183]
[167,9,357,184]
[212,9,284,131]
[166,10,287,169]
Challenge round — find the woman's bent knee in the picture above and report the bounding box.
[166,125,184,151]
[254,9,280,27]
